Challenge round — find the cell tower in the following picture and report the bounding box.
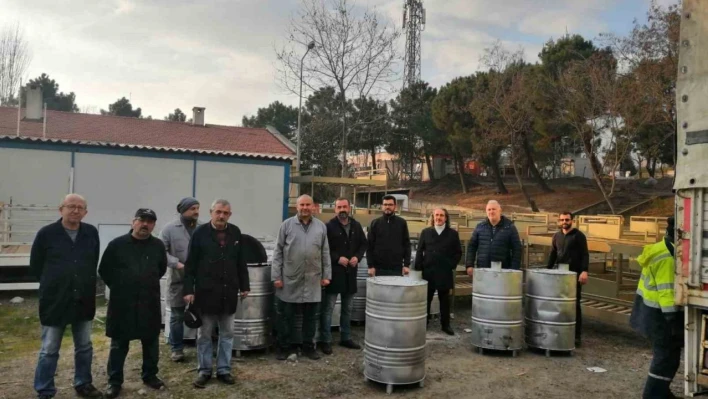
[402,0,425,89]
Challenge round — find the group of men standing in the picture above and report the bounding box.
[31,192,596,399]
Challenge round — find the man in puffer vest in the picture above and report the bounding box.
[630,216,682,399]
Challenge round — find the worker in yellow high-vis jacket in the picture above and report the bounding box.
[630,216,682,399]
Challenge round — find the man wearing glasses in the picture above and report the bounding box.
[546,211,589,347]
[183,199,250,389]
[31,194,103,399]
[367,195,412,277]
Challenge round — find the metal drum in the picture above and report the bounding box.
[159,276,167,325]
[364,276,427,394]
[471,266,523,354]
[409,269,440,317]
[164,307,198,341]
[352,257,369,322]
[525,268,577,353]
[233,262,275,352]
[331,295,342,328]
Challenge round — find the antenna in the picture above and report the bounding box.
[402,0,425,89]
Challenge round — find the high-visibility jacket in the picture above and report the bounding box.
[630,238,678,339]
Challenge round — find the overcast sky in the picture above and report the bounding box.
[1,0,676,126]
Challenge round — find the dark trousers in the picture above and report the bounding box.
[643,329,683,398]
[107,335,159,386]
[276,298,318,350]
[576,283,582,341]
[427,285,451,327]
[376,266,403,276]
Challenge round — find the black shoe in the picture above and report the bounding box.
[143,376,165,390]
[302,345,321,360]
[75,383,103,398]
[105,385,121,399]
[442,326,455,336]
[276,347,289,361]
[575,339,582,348]
[193,374,211,389]
[319,342,333,355]
[339,339,361,350]
[217,373,235,385]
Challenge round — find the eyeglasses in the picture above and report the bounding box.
[62,205,87,212]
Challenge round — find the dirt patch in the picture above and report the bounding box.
[0,293,682,399]
[635,197,675,217]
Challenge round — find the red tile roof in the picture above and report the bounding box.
[0,107,295,159]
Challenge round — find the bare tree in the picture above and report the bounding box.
[0,23,32,106]
[276,0,401,187]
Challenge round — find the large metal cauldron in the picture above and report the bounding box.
[233,262,275,351]
[364,276,427,393]
[471,266,523,353]
[408,269,440,317]
[159,276,167,325]
[351,257,369,322]
[525,268,577,352]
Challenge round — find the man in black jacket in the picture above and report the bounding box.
[465,200,522,276]
[367,195,411,277]
[31,194,102,399]
[318,198,367,355]
[99,208,167,399]
[183,199,250,389]
[546,211,589,347]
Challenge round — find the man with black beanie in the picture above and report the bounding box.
[159,197,202,362]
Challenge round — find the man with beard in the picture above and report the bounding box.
[465,200,521,276]
[99,209,167,398]
[318,198,367,355]
[159,197,201,362]
[272,194,331,361]
[183,199,250,388]
[546,211,589,347]
[31,194,103,399]
[367,195,411,277]
[414,208,462,335]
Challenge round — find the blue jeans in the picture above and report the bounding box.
[169,306,185,352]
[197,313,234,376]
[319,292,354,343]
[34,320,93,396]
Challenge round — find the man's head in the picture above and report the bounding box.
[132,208,157,239]
[382,195,396,216]
[296,195,314,219]
[335,198,351,221]
[432,208,449,228]
[59,194,88,226]
[486,200,501,225]
[558,211,573,231]
[177,197,200,221]
[210,199,232,230]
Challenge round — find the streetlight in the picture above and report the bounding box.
[296,40,316,175]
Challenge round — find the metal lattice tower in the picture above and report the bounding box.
[402,0,425,89]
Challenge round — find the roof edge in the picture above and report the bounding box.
[265,125,296,153]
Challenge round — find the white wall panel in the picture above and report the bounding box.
[74,153,193,232]
[0,147,70,205]
[195,160,284,238]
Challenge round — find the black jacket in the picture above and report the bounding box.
[465,216,522,269]
[99,232,167,340]
[30,219,100,327]
[367,214,412,275]
[325,216,368,294]
[183,223,250,315]
[415,226,462,291]
[546,228,589,274]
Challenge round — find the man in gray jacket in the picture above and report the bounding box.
[272,194,331,361]
[159,197,201,362]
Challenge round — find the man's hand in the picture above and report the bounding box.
[274,280,283,289]
[339,257,349,267]
[321,279,331,287]
[183,294,194,304]
[240,291,250,298]
[176,262,185,270]
[403,267,410,276]
[368,267,376,277]
[466,267,474,278]
[578,271,589,285]
[349,257,359,267]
